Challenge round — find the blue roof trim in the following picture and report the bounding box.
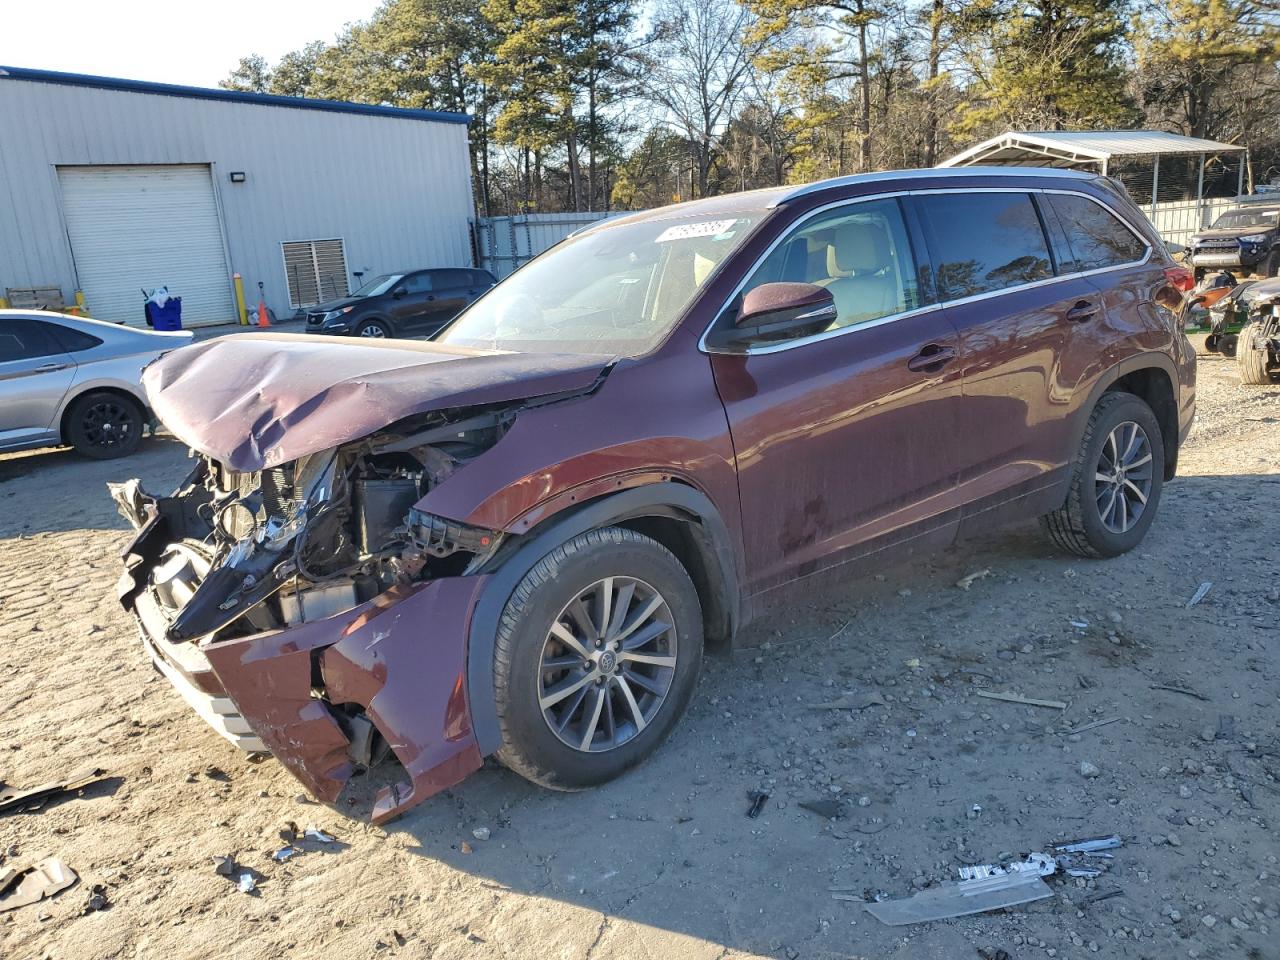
[0,65,471,125]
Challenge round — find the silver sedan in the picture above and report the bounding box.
[0,310,193,459]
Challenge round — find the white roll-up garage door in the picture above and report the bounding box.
[58,165,235,327]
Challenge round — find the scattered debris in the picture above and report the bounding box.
[975,690,1067,710]
[865,836,1126,926]
[1062,717,1121,736]
[83,883,109,913]
[1078,761,1101,779]
[1186,582,1213,608]
[1217,714,1237,740]
[304,827,336,843]
[0,858,78,912]
[0,765,106,814]
[746,790,769,819]
[471,827,491,842]
[806,692,887,711]
[1149,684,1209,702]
[956,569,992,591]
[831,892,863,902]
[459,842,473,854]
[212,855,238,877]
[278,822,299,844]
[271,846,299,862]
[1069,619,1090,631]
[799,798,845,820]
[1081,888,1123,905]
[237,873,257,895]
[1052,835,1122,853]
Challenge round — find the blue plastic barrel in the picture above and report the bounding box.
[147,297,183,331]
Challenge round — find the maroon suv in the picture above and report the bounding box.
[113,166,1195,821]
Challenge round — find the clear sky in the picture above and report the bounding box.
[0,0,382,88]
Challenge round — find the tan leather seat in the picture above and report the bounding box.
[817,222,900,327]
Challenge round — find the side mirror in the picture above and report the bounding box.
[715,282,836,348]
[392,286,406,299]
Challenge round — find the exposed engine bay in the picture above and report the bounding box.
[111,408,508,646]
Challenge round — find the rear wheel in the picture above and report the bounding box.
[1042,392,1165,559]
[65,391,145,459]
[1238,321,1272,384]
[1265,251,1280,278]
[493,527,703,791]
[355,318,391,338]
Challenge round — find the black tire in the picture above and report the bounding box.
[64,391,145,460]
[1265,251,1280,278]
[1041,392,1165,559]
[1238,321,1271,384]
[354,318,392,338]
[1219,333,1239,358]
[493,527,703,791]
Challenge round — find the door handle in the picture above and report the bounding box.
[907,344,956,372]
[35,362,69,373]
[1065,300,1098,322]
[426,295,436,301]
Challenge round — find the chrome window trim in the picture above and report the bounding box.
[699,185,1153,357]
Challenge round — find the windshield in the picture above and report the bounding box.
[1210,209,1280,230]
[351,274,404,298]
[437,211,766,355]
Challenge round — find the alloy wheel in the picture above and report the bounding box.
[537,576,678,753]
[81,399,136,450]
[1093,420,1154,534]
[359,324,387,338]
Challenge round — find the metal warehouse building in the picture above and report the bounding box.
[0,66,474,326]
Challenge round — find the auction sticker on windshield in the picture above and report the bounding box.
[656,220,738,243]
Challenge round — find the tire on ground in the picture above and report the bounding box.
[1041,391,1166,559]
[64,390,145,460]
[355,318,391,337]
[493,526,703,791]
[1237,321,1272,385]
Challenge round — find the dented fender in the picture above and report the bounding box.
[202,576,488,823]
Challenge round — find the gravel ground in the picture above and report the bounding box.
[1,345,1278,960]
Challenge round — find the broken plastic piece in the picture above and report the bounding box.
[957,853,1056,882]
[956,568,992,590]
[0,858,78,912]
[865,870,1053,926]
[0,765,105,814]
[746,791,769,819]
[237,873,257,894]
[976,690,1067,710]
[271,846,299,862]
[1186,582,1212,608]
[212,855,237,876]
[1053,835,1122,854]
[304,827,336,843]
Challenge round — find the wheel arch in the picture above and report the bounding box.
[465,481,740,756]
[1078,354,1181,481]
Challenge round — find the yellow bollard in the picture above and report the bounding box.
[0,296,8,309]
[233,273,249,326]
[75,290,89,316]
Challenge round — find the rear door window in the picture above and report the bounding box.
[916,192,1054,300]
[1043,193,1149,271]
[435,269,473,290]
[0,320,66,363]
[401,273,433,294]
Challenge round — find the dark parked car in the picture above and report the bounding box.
[304,267,496,338]
[1188,201,1280,281]
[113,166,1195,822]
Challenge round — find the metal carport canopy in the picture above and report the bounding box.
[940,130,1245,169]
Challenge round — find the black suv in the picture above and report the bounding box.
[305,268,497,338]
[1188,202,1280,282]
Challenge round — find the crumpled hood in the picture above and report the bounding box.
[143,333,608,471]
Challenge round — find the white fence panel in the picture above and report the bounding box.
[1140,197,1239,246]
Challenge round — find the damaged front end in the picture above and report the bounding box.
[112,409,509,822]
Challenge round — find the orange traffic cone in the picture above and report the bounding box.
[256,299,270,327]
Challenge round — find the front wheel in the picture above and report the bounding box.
[493,527,703,791]
[1042,392,1165,559]
[355,318,392,338]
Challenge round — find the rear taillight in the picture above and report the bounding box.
[1164,266,1195,293]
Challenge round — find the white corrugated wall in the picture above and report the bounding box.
[0,76,474,325]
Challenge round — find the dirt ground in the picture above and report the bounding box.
[1,345,1278,960]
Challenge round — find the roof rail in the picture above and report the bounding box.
[769,166,1094,206]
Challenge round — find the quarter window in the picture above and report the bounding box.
[741,197,921,332]
[916,192,1053,299]
[1043,194,1148,271]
